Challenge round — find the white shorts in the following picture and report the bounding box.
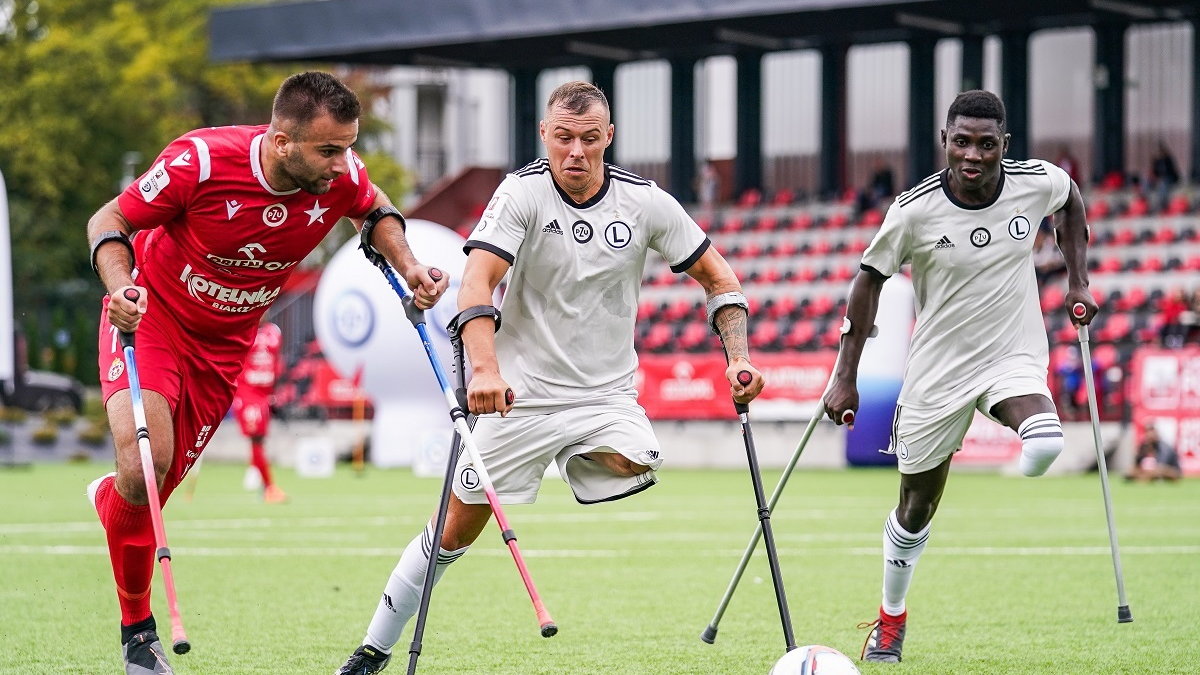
[452,403,663,505]
[887,371,1052,474]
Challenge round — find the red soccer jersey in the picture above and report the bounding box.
[236,322,283,399]
[117,125,376,357]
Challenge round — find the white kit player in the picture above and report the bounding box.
[822,90,1097,663]
[336,81,765,674]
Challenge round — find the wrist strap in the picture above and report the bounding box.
[90,230,135,277]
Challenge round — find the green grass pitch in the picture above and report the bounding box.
[0,461,1196,674]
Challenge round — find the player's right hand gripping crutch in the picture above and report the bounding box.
[358,235,558,643]
[1072,302,1133,623]
[118,288,191,655]
[702,326,870,645]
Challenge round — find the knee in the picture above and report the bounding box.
[895,499,934,533]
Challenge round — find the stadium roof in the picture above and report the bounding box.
[210,0,1196,68]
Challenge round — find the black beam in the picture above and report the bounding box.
[909,36,937,184]
[820,43,849,198]
[734,50,764,197]
[1093,22,1127,182]
[1000,30,1030,160]
[1191,19,1200,182]
[961,34,984,92]
[669,58,698,202]
[591,62,617,165]
[512,67,539,167]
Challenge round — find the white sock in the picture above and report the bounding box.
[363,523,469,653]
[881,509,930,616]
[1018,412,1064,477]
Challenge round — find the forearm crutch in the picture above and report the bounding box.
[359,236,557,649]
[1072,302,1133,623]
[119,288,191,655]
[703,329,868,644]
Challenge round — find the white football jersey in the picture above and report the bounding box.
[860,159,1072,410]
[466,160,709,410]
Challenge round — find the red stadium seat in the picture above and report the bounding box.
[783,320,817,349]
[1041,286,1065,314]
[772,188,795,206]
[1138,256,1164,273]
[1097,313,1132,342]
[828,211,850,229]
[859,208,883,227]
[677,321,711,352]
[789,213,814,231]
[737,189,762,208]
[1123,196,1149,218]
[1086,199,1111,220]
[1166,194,1192,215]
[756,215,778,232]
[1153,226,1177,244]
[1112,227,1135,245]
[749,319,781,349]
[641,323,673,352]
[1092,343,1119,370]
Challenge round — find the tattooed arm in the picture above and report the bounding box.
[683,247,765,403]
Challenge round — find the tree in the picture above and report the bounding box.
[0,0,410,381]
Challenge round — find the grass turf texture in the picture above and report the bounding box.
[0,462,1196,674]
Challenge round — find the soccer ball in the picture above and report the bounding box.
[769,645,861,675]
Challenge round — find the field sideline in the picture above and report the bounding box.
[1,461,1196,674]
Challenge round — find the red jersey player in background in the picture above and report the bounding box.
[232,321,286,503]
[85,72,448,674]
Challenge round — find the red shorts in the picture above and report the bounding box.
[98,294,249,502]
[232,395,271,438]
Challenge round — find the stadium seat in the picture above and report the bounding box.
[1153,226,1177,244]
[737,188,762,208]
[1124,196,1149,218]
[772,188,795,206]
[749,319,781,350]
[677,321,711,352]
[1111,227,1135,246]
[859,208,883,227]
[641,323,674,352]
[1097,313,1132,342]
[1041,286,1065,314]
[789,213,814,231]
[782,320,817,349]
[756,215,778,232]
[1086,199,1111,220]
[1166,194,1192,215]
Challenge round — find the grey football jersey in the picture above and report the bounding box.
[861,159,1072,410]
[465,160,709,409]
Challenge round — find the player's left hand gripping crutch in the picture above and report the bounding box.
[702,326,870,645]
[1072,302,1133,623]
[719,363,796,652]
[358,237,558,640]
[118,288,191,655]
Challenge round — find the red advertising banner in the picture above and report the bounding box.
[956,412,1021,465]
[636,352,837,420]
[1130,348,1200,476]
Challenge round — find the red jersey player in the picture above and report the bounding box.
[232,321,286,503]
[84,72,448,674]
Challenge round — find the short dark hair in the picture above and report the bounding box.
[546,81,610,117]
[946,90,1006,131]
[272,71,361,129]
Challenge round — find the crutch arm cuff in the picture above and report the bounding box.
[447,305,502,340]
[358,205,405,268]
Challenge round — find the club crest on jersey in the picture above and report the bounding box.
[605,221,632,249]
[459,467,481,491]
[137,160,170,203]
[572,220,593,244]
[1008,215,1031,240]
[970,227,991,248]
[107,358,124,382]
[263,203,288,227]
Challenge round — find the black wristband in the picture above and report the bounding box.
[90,230,135,277]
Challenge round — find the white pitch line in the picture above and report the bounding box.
[3,544,1196,557]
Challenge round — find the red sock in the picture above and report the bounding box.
[251,441,273,487]
[95,477,155,626]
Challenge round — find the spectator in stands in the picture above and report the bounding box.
[1054,145,1080,185]
[1149,141,1180,213]
[858,160,896,213]
[1126,421,1182,482]
[1159,289,1191,348]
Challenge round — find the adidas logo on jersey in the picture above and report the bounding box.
[933,235,954,249]
[542,219,563,235]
